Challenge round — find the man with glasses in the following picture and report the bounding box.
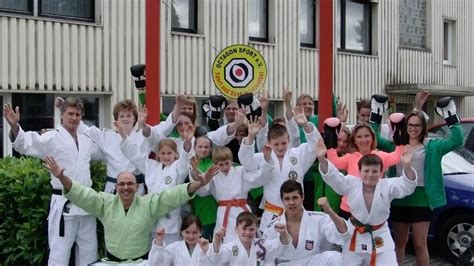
[43,156,217,263]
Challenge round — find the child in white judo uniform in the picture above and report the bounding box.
[117,121,194,244]
[204,212,289,265]
[317,140,417,266]
[238,106,322,232]
[191,131,274,243]
[148,215,212,266]
[263,180,350,266]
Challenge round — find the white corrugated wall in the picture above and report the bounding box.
[335,0,474,123]
[0,0,473,123]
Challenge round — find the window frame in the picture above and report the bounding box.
[171,0,198,34]
[443,18,456,65]
[337,0,372,54]
[0,0,34,16]
[38,0,96,23]
[248,0,269,43]
[299,0,316,48]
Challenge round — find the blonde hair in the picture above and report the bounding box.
[351,122,377,151]
[212,147,233,163]
[155,139,178,161]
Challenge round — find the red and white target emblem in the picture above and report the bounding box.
[225,59,253,88]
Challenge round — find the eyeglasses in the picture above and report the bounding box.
[407,123,423,128]
[117,182,136,187]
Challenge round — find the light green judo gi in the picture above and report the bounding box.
[65,181,193,260]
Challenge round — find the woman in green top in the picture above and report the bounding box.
[376,107,463,266]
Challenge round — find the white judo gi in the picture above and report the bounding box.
[148,240,211,266]
[80,115,176,193]
[263,209,349,266]
[10,125,101,266]
[120,135,192,244]
[194,161,274,243]
[320,161,417,266]
[238,123,322,231]
[204,237,285,266]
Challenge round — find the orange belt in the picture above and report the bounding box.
[263,200,284,216]
[218,199,249,229]
[349,217,385,266]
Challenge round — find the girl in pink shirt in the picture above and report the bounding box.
[327,122,403,218]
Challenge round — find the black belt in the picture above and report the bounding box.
[52,188,70,237]
[106,250,148,262]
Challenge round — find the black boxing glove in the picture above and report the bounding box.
[323,117,341,149]
[435,96,460,127]
[388,113,408,146]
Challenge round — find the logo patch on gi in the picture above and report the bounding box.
[232,245,239,256]
[164,176,173,185]
[361,244,368,251]
[289,157,298,165]
[374,236,384,248]
[305,240,314,250]
[288,171,298,180]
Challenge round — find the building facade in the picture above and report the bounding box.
[0,0,473,157]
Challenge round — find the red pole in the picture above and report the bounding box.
[318,0,334,131]
[145,0,161,124]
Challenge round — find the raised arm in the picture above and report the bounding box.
[44,156,105,217]
[388,146,417,200]
[317,140,352,195]
[318,197,347,234]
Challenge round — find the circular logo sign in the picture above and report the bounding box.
[212,44,267,99]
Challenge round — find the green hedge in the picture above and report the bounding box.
[0,156,106,265]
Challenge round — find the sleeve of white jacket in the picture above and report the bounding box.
[285,117,301,148]
[148,241,173,266]
[293,123,322,173]
[387,168,418,201]
[237,137,261,171]
[10,126,53,158]
[152,113,178,138]
[206,243,231,265]
[318,160,352,195]
[207,124,235,146]
[120,136,147,174]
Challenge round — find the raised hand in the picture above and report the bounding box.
[234,108,247,126]
[190,156,201,180]
[336,101,348,123]
[415,89,430,110]
[3,103,20,130]
[175,95,188,113]
[263,143,272,163]
[114,121,127,140]
[283,87,293,107]
[198,237,210,252]
[154,228,166,247]
[137,106,148,130]
[247,115,262,137]
[43,156,65,178]
[259,91,269,113]
[54,96,65,109]
[293,106,308,126]
[214,227,226,245]
[401,145,413,166]
[317,197,330,212]
[315,139,327,159]
[274,223,287,234]
[182,126,195,142]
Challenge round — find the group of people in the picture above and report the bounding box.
[2,88,464,266]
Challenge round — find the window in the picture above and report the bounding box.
[0,0,33,15]
[39,0,95,22]
[443,19,456,65]
[249,0,268,42]
[299,0,316,47]
[337,0,372,54]
[0,0,96,23]
[399,0,427,49]
[171,0,197,33]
